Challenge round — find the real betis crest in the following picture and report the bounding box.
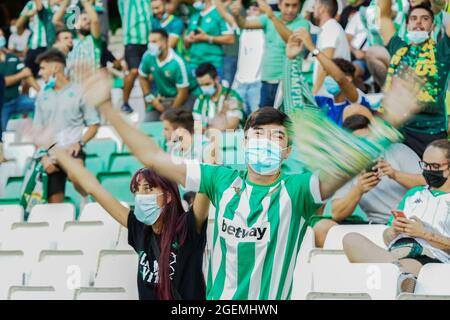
[165,70,171,77]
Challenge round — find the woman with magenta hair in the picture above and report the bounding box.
[53,149,208,300]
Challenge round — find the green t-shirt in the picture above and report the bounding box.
[20,1,48,49]
[118,0,151,45]
[258,13,310,81]
[185,163,322,299]
[0,54,26,102]
[192,83,245,128]
[386,34,450,135]
[151,14,185,39]
[138,49,198,97]
[186,6,233,69]
[67,34,103,83]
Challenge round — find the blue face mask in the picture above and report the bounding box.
[324,76,341,96]
[245,138,284,175]
[44,75,56,91]
[147,42,162,56]
[193,1,205,11]
[407,30,429,44]
[134,193,162,225]
[200,85,216,96]
[0,37,6,49]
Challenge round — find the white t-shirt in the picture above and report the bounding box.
[8,30,31,53]
[345,12,368,52]
[234,28,265,84]
[313,18,351,91]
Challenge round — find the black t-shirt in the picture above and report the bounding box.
[127,209,207,300]
[339,0,371,29]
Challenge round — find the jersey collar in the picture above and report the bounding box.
[156,48,175,67]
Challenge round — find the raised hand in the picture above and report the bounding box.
[286,32,304,59]
[256,0,274,18]
[230,0,243,17]
[79,69,113,109]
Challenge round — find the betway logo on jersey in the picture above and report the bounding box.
[220,218,270,243]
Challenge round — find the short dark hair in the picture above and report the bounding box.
[160,108,194,134]
[333,58,356,77]
[195,63,217,79]
[428,139,450,160]
[35,48,66,66]
[55,26,71,39]
[407,3,434,23]
[151,28,169,40]
[244,107,293,145]
[318,0,338,17]
[342,114,370,132]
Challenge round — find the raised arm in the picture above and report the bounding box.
[81,0,101,39]
[430,0,446,13]
[379,0,396,45]
[294,28,359,102]
[231,0,263,29]
[214,0,238,27]
[81,70,187,186]
[257,0,292,42]
[53,148,129,227]
[52,0,70,26]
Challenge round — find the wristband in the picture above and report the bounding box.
[144,93,156,103]
[208,36,214,44]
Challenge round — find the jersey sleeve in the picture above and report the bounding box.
[170,18,185,38]
[219,17,233,35]
[138,52,152,77]
[174,59,190,88]
[287,172,324,221]
[258,14,268,31]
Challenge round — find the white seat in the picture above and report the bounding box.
[5,119,26,132]
[3,143,36,175]
[0,205,24,243]
[116,226,133,250]
[414,263,450,295]
[0,161,20,196]
[2,131,17,150]
[306,292,371,300]
[74,287,132,300]
[94,250,138,300]
[310,261,399,300]
[308,249,349,264]
[323,225,388,250]
[8,286,60,300]
[291,227,316,300]
[28,250,93,299]
[0,251,25,300]
[28,203,75,234]
[58,221,118,272]
[1,222,55,268]
[79,202,128,245]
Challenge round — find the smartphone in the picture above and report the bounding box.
[391,210,406,219]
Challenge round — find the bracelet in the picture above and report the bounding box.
[144,93,156,103]
[208,36,214,44]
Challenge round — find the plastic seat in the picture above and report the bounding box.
[28,203,75,233]
[109,153,141,173]
[94,250,138,299]
[74,287,132,300]
[139,121,164,139]
[309,261,399,300]
[411,263,450,296]
[58,221,118,272]
[0,161,20,196]
[3,143,36,175]
[2,176,24,199]
[28,250,93,298]
[88,126,122,152]
[84,138,117,168]
[323,225,388,250]
[116,226,133,250]
[98,172,133,204]
[8,286,59,300]
[0,205,24,243]
[291,227,316,300]
[0,251,25,300]
[85,155,104,178]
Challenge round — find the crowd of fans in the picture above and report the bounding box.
[1,0,450,300]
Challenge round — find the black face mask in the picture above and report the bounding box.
[422,169,448,188]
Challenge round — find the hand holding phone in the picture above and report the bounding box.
[391,210,406,219]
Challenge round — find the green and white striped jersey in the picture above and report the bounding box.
[20,0,48,49]
[389,186,450,263]
[67,34,102,83]
[185,162,322,300]
[118,0,151,45]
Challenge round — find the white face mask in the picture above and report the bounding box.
[406,30,430,44]
[147,42,162,56]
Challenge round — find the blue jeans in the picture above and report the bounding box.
[259,81,279,108]
[1,95,35,131]
[222,55,238,86]
[235,81,262,116]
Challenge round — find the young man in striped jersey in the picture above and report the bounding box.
[118,0,152,114]
[139,29,198,121]
[79,68,418,299]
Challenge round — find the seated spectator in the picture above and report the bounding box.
[161,108,195,153]
[184,0,235,75]
[193,62,245,130]
[151,0,185,49]
[33,48,100,203]
[343,139,450,293]
[139,29,198,121]
[52,27,74,56]
[52,149,208,300]
[0,44,38,132]
[288,28,372,126]
[7,18,31,59]
[312,114,425,247]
